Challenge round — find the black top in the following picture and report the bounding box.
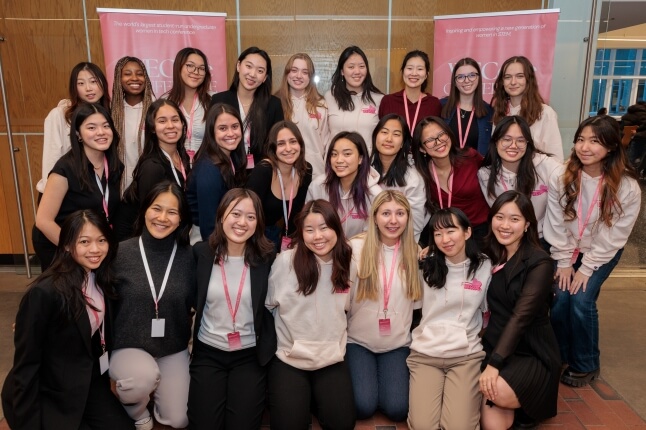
[448,109,480,152]
[49,152,122,226]
[245,161,313,235]
[210,90,284,163]
[112,229,196,357]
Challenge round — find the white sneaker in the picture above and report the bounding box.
[134,416,154,430]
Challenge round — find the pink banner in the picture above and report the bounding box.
[432,10,559,103]
[98,8,227,98]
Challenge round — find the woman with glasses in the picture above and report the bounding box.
[478,116,561,242]
[412,117,490,248]
[491,56,563,160]
[164,48,214,165]
[379,50,441,133]
[211,47,284,167]
[440,57,493,156]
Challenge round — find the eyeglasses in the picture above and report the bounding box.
[422,131,450,148]
[185,63,206,76]
[455,72,479,83]
[498,135,528,149]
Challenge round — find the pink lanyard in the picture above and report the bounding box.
[162,150,187,186]
[430,161,453,209]
[83,278,105,350]
[277,168,295,234]
[340,205,356,224]
[576,171,604,243]
[403,90,423,131]
[500,172,509,192]
[220,259,248,332]
[381,240,400,319]
[456,104,475,149]
[94,156,110,222]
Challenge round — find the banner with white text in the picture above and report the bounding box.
[98,8,227,98]
[432,9,559,102]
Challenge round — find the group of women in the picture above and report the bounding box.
[1,43,641,430]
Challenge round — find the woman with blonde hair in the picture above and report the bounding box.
[347,190,422,422]
[111,56,156,192]
[276,53,329,176]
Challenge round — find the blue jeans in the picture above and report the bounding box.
[345,343,409,422]
[550,249,623,372]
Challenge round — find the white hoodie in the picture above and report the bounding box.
[38,100,71,193]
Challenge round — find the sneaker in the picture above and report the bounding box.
[134,416,153,430]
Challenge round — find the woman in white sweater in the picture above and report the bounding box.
[266,199,356,430]
[325,46,383,152]
[306,131,383,238]
[38,62,111,193]
[478,115,561,241]
[347,190,422,422]
[544,115,641,387]
[275,53,330,177]
[408,207,491,430]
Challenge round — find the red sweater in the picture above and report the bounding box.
[378,90,442,131]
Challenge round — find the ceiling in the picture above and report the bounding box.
[599,0,646,32]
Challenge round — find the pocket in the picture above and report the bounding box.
[286,340,343,369]
[418,322,469,357]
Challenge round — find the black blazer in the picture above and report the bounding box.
[192,241,277,366]
[1,280,119,430]
[210,90,284,164]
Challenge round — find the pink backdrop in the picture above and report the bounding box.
[98,8,227,98]
[432,10,559,103]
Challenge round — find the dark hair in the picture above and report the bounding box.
[66,62,111,124]
[35,209,117,322]
[562,115,638,227]
[422,208,484,289]
[125,99,190,202]
[482,115,547,199]
[265,120,309,181]
[411,116,466,214]
[230,47,274,157]
[291,200,352,295]
[165,47,212,116]
[400,50,430,92]
[330,46,383,111]
[133,181,191,245]
[325,131,372,219]
[491,56,544,125]
[485,190,541,265]
[208,188,274,266]
[69,103,121,192]
[370,113,412,187]
[441,57,489,119]
[193,103,248,187]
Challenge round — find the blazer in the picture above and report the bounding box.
[192,241,277,366]
[210,90,284,164]
[1,279,118,430]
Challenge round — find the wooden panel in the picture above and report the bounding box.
[0,134,35,254]
[3,0,83,19]
[0,19,89,133]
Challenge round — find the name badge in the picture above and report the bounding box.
[281,236,292,251]
[246,154,255,169]
[228,332,242,350]
[379,318,392,336]
[99,351,109,374]
[151,318,166,337]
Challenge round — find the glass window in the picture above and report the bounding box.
[594,49,611,76]
[640,57,646,76]
[609,79,633,115]
[589,79,608,115]
[613,49,637,75]
[638,80,646,102]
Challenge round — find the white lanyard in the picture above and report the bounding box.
[161,149,186,187]
[276,167,295,234]
[139,237,177,318]
[93,156,110,221]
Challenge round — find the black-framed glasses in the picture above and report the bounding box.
[455,72,479,83]
[498,135,528,149]
[185,63,206,75]
[422,131,450,148]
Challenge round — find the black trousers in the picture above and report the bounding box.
[187,339,266,430]
[267,357,356,430]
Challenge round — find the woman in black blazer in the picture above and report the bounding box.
[188,188,276,430]
[211,47,284,167]
[2,209,133,430]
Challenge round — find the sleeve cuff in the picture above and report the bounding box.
[488,353,504,370]
[577,264,594,277]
